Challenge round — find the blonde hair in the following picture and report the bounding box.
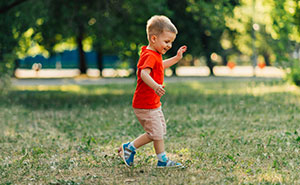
[146,15,178,40]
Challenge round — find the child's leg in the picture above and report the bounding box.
[153,139,164,154]
[119,133,152,167]
[154,139,168,162]
[133,133,152,149]
[154,139,183,167]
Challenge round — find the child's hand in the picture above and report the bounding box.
[177,45,187,59]
[155,85,165,97]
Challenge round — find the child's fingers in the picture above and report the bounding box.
[160,90,165,96]
[181,45,187,52]
[159,87,165,96]
[158,88,165,94]
[155,85,165,96]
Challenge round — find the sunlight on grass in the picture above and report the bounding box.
[176,148,190,155]
[3,129,16,137]
[234,169,284,184]
[14,85,126,95]
[186,80,300,96]
[248,84,300,96]
[257,171,283,183]
[15,85,81,92]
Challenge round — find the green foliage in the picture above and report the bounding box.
[223,0,300,67]
[0,2,18,88]
[288,60,300,86]
[0,67,12,95]
[0,0,45,81]
[107,0,170,69]
[295,0,300,33]
[269,0,299,66]
[0,54,15,94]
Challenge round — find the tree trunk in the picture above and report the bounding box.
[77,25,87,74]
[97,50,103,77]
[201,33,215,76]
[133,64,137,76]
[222,55,228,66]
[263,52,271,66]
[132,50,139,76]
[170,64,177,76]
[13,59,19,77]
[206,53,215,76]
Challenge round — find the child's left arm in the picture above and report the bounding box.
[163,45,187,69]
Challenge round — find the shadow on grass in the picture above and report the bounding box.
[1,90,133,110]
[1,81,298,112]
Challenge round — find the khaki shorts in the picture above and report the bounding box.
[133,107,166,140]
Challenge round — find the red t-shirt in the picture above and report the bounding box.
[132,46,164,109]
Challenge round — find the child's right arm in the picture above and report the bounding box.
[163,45,187,69]
[140,68,165,97]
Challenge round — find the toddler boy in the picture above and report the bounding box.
[119,15,187,168]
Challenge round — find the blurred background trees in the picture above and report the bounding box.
[0,0,299,79]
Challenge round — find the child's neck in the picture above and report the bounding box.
[146,44,158,53]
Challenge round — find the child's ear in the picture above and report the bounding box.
[150,35,157,43]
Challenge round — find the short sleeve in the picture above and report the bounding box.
[138,54,156,70]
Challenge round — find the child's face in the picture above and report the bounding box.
[152,31,176,55]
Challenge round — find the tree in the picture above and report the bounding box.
[0,0,44,70]
[225,0,300,68]
[167,0,238,75]
[270,0,300,66]
[109,0,169,75]
[0,0,45,91]
[90,0,134,76]
[35,0,98,74]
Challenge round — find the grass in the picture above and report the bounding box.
[1,77,300,184]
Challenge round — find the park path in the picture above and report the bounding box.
[12,76,282,86]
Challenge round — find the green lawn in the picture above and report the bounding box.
[1,78,300,184]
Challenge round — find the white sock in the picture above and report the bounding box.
[128,142,136,151]
[157,152,168,162]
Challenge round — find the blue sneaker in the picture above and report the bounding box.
[157,159,184,168]
[119,142,136,167]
